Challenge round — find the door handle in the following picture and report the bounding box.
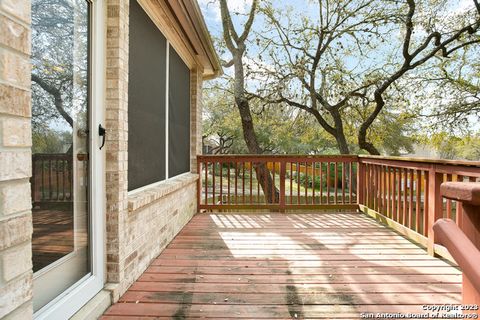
[98,124,106,150]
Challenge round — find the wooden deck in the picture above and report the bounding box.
[102,212,462,319]
[32,203,74,271]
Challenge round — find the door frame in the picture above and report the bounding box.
[33,0,106,318]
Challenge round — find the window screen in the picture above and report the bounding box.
[128,0,166,191]
[168,49,191,177]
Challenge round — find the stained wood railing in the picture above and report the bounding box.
[434,182,480,308]
[31,153,73,203]
[358,155,480,256]
[197,155,359,211]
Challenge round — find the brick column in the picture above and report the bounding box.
[0,0,34,318]
[105,0,129,301]
[190,68,203,173]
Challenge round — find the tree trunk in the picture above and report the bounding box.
[236,92,279,203]
[335,132,350,155]
[328,109,349,155]
[220,0,278,203]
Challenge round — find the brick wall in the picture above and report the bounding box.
[190,68,203,173]
[104,0,204,302]
[105,0,130,288]
[0,0,33,318]
[117,174,197,297]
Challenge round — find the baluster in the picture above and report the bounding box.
[304,161,308,204]
[327,162,331,204]
[212,162,216,205]
[403,168,408,226]
[312,161,316,204]
[227,162,231,204]
[456,175,464,226]
[219,161,223,205]
[334,162,338,204]
[415,170,421,233]
[297,162,300,205]
[250,162,253,204]
[427,168,443,255]
[446,174,452,219]
[235,162,238,205]
[279,160,286,211]
[62,159,66,200]
[349,162,353,204]
[397,168,402,222]
[409,169,414,229]
[242,162,245,204]
[383,166,387,215]
[320,162,324,204]
[290,162,293,205]
[342,162,346,204]
[204,161,208,205]
[257,163,260,204]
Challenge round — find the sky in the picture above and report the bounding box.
[198,0,480,135]
[198,0,476,36]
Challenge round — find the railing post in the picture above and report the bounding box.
[279,160,286,212]
[427,165,443,256]
[197,157,201,212]
[31,154,36,203]
[357,160,365,206]
[440,182,480,307]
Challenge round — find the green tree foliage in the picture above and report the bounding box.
[421,132,480,160]
[201,0,480,159]
[203,84,339,154]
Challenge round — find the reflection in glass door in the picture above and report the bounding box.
[30,0,91,312]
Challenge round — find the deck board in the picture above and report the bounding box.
[102,212,461,319]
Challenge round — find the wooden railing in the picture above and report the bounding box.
[31,153,73,203]
[197,155,359,211]
[434,182,480,308]
[358,155,480,255]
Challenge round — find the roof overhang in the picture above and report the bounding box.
[179,0,223,79]
[138,0,222,80]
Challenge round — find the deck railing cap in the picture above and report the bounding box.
[359,154,480,168]
[441,181,480,205]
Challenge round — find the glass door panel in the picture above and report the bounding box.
[30,0,91,312]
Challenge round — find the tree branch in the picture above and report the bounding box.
[31,73,73,127]
[239,0,258,43]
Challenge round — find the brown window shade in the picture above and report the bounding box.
[168,48,191,177]
[128,0,166,191]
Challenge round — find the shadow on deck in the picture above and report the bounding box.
[102,212,461,319]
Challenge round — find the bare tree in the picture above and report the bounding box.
[256,0,480,155]
[220,0,279,203]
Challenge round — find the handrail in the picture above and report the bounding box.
[433,219,480,294]
[198,154,359,161]
[359,154,480,168]
[436,181,480,306]
[197,155,359,211]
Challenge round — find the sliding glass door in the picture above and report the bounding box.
[30,0,104,318]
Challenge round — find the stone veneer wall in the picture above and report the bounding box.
[0,0,33,318]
